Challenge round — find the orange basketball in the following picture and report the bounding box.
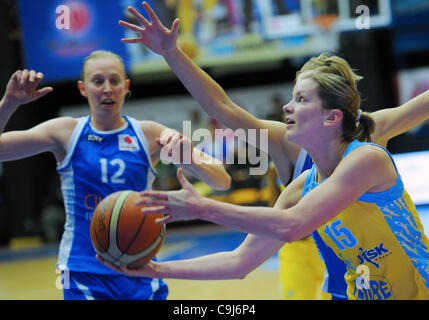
[90,190,166,268]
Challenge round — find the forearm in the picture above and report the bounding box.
[153,251,246,280]
[180,149,231,190]
[372,89,429,145]
[0,97,19,135]
[197,198,297,242]
[163,47,255,131]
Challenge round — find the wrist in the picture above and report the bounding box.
[197,196,216,221]
[0,96,20,111]
[163,45,183,61]
[151,261,163,279]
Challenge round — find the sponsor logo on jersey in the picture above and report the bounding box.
[87,134,103,142]
[354,278,394,300]
[357,243,391,268]
[118,135,139,152]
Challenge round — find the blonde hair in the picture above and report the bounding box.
[80,50,127,81]
[297,53,375,142]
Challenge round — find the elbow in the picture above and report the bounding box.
[232,265,253,280]
[209,170,231,191]
[235,271,249,280]
[216,173,232,191]
[276,226,303,243]
[225,252,255,280]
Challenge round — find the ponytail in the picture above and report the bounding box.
[342,110,375,142]
[354,111,375,142]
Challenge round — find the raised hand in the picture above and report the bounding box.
[119,2,180,56]
[2,70,53,108]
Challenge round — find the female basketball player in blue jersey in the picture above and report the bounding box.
[0,51,231,300]
[101,2,429,300]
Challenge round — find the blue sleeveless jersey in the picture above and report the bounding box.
[56,116,157,275]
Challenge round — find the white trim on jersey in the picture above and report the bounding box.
[57,116,89,171]
[56,165,76,270]
[73,279,95,300]
[126,116,157,189]
[148,278,161,300]
[293,149,309,180]
[89,120,129,134]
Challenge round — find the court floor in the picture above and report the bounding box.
[0,224,282,300]
[1,206,429,300]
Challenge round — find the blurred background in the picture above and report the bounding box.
[0,0,428,299]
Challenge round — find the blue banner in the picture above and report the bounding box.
[18,0,128,82]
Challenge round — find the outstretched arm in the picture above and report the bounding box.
[119,2,299,185]
[371,89,429,147]
[98,181,297,279]
[99,232,284,280]
[139,145,396,242]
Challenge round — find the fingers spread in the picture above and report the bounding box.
[128,6,150,27]
[142,2,161,24]
[121,37,143,44]
[139,191,169,200]
[141,206,167,215]
[118,20,144,33]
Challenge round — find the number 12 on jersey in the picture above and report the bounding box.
[100,158,126,184]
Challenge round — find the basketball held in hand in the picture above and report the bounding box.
[90,190,166,268]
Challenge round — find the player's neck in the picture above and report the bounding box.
[90,114,126,132]
[307,139,348,182]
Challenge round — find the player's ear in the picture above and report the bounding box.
[324,109,343,128]
[125,78,130,91]
[77,80,88,98]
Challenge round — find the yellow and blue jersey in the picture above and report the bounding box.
[302,140,429,299]
[277,149,331,300]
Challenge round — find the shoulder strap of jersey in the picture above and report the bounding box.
[344,140,403,202]
[125,116,156,175]
[293,148,313,181]
[57,116,90,171]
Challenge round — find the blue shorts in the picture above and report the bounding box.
[62,271,168,300]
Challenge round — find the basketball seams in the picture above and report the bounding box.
[108,190,133,265]
[91,190,165,268]
[93,197,111,253]
[120,225,166,267]
[120,206,148,256]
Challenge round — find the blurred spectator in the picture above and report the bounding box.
[266,94,286,121]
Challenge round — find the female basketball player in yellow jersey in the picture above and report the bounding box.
[104,2,429,300]
[101,34,429,300]
[108,64,429,299]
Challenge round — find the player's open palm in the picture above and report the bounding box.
[119,2,180,56]
[3,70,53,107]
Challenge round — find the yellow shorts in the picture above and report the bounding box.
[279,236,330,300]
